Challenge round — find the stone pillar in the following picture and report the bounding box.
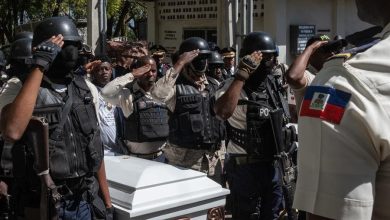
[263,0,287,63]
[332,0,346,38]
[145,1,157,45]
[87,0,100,55]
[219,0,234,48]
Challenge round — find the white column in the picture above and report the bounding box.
[87,0,99,54]
[145,1,157,45]
[264,0,288,63]
[219,0,234,47]
[332,0,346,37]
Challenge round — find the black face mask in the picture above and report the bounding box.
[245,58,276,91]
[48,44,79,79]
[190,57,208,76]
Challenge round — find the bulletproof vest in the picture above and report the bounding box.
[228,75,286,159]
[123,82,169,142]
[30,75,103,180]
[168,75,225,149]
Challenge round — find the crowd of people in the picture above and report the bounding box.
[0,0,389,219]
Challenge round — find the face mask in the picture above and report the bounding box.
[190,57,208,76]
[48,44,79,78]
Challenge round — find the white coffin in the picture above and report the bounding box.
[104,155,230,220]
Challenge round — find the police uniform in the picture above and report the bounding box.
[216,77,284,219]
[151,66,226,178]
[293,24,390,219]
[101,72,168,161]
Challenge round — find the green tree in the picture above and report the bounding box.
[0,0,147,45]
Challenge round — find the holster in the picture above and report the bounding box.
[24,117,58,220]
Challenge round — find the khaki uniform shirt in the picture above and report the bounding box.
[151,68,223,172]
[293,24,390,220]
[101,73,165,154]
[215,78,250,154]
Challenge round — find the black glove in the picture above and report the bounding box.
[235,52,262,81]
[106,206,114,220]
[32,39,62,72]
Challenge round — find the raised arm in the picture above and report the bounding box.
[0,35,63,142]
[285,41,328,89]
[214,51,262,120]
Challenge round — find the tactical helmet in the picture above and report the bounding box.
[0,50,5,67]
[179,37,211,56]
[32,16,82,48]
[239,31,277,58]
[179,37,211,73]
[10,38,33,61]
[14,31,33,41]
[208,51,224,67]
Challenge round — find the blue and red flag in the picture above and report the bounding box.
[300,86,351,124]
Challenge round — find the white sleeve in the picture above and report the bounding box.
[100,73,135,117]
[0,77,22,114]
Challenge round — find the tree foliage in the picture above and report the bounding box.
[0,0,147,45]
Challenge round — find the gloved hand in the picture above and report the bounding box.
[106,206,114,220]
[235,51,263,81]
[32,35,63,72]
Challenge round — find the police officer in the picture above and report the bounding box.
[101,55,169,161]
[207,51,226,82]
[293,0,390,219]
[0,16,112,219]
[220,47,236,77]
[0,36,34,219]
[215,31,288,219]
[150,37,225,181]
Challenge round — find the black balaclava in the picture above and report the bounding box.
[47,43,79,81]
[189,56,208,76]
[245,54,276,92]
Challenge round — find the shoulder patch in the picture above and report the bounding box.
[300,86,351,124]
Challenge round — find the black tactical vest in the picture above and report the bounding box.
[30,75,103,180]
[168,75,225,149]
[123,82,169,142]
[227,75,285,160]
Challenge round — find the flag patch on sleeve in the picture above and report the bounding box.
[300,86,351,124]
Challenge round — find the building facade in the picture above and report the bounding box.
[144,0,372,63]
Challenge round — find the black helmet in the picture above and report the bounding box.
[14,31,33,41]
[32,16,82,48]
[179,37,211,56]
[208,51,224,67]
[239,31,277,58]
[0,50,5,67]
[179,37,211,73]
[10,38,32,61]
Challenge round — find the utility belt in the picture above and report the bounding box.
[52,175,90,200]
[227,154,274,166]
[130,150,163,160]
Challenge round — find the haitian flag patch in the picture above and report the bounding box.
[300,86,351,124]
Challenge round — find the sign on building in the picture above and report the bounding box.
[290,25,316,55]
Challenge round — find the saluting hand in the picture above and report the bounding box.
[32,34,64,72]
[173,49,199,74]
[132,64,151,78]
[84,60,102,74]
[236,50,263,81]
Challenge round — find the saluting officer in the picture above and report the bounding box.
[101,55,169,161]
[293,0,390,219]
[0,17,113,219]
[215,32,289,219]
[150,37,226,181]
